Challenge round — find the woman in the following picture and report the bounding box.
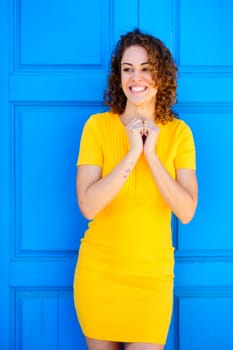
[73,29,198,350]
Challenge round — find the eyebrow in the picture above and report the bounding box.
[121,62,149,66]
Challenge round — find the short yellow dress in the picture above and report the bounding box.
[73,111,196,344]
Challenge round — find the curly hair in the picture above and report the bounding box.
[104,29,178,124]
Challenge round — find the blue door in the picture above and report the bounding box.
[1,0,233,349]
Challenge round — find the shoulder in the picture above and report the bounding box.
[85,111,117,127]
[81,111,118,143]
[163,118,191,130]
[161,118,194,138]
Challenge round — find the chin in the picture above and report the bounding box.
[128,97,155,107]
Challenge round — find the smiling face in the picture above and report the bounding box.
[120,45,158,109]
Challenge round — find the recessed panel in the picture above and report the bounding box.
[58,291,86,349]
[179,0,233,67]
[15,290,58,350]
[178,75,233,104]
[177,109,233,251]
[14,105,103,255]
[112,0,138,44]
[139,0,172,49]
[15,290,84,350]
[16,0,109,66]
[178,293,233,350]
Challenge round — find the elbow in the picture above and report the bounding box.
[78,199,95,221]
[179,214,194,225]
[178,202,198,224]
[82,210,95,221]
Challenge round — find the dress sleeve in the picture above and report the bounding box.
[77,116,103,167]
[174,122,196,170]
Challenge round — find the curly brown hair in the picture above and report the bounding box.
[104,29,178,124]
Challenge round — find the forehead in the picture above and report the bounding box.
[121,45,149,64]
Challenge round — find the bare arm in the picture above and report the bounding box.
[143,120,198,224]
[77,150,140,220]
[145,154,198,223]
[76,118,144,220]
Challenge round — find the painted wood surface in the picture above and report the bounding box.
[0,0,233,349]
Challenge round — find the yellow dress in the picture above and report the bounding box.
[73,111,196,344]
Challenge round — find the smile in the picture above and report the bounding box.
[130,86,147,93]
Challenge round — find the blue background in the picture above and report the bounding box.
[1,0,233,349]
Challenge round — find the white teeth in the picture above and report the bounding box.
[130,86,146,92]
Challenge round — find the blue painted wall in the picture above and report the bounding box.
[1,0,233,349]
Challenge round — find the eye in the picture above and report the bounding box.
[122,67,133,72]
[142,66,151,72]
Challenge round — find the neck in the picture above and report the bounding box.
[121,101,156,122]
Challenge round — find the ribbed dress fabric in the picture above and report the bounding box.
[73,112,196,344]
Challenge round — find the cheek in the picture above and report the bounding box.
[121,74,127,86]
[121,77,129,94]
[148,76,157,86]
[149,81,158,94]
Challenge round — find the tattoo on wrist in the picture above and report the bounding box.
[123,168,131,179]
[123,161,133,179]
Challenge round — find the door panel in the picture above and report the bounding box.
[139,0,233,349]
[1,0,233,349]
[1,1,138,349]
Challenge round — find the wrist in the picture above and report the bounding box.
[128,148,142,160]
[144,150,159,164]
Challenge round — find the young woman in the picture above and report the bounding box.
[73,29,198,350]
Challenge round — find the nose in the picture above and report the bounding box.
[131,69,142,80]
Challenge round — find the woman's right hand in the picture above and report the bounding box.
[125,118,144,155]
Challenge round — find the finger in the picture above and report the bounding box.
[143,120,156,127]
[127,119,144,131]
[127,117,143,124]
[143,121,159,132]
[128,126,144,133]
[127,124,144,135]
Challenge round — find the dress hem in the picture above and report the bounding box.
[82,330,167,346]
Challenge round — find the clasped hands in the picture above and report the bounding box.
[125,118,160,154]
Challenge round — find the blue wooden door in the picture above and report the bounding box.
[1,1,233,349]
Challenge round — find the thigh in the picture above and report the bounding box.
[125,342,164,350]
[85,336,124,350]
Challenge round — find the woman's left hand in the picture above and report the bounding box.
[143,120,160,156]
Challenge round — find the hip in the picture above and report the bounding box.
[76,238,175,280]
